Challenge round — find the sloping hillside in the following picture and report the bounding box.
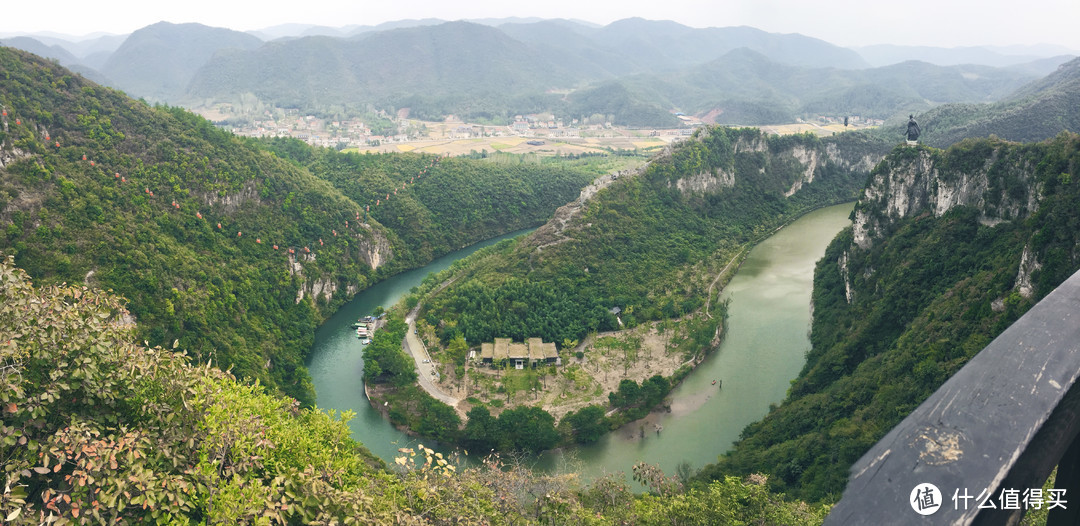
[0,48,595,405]
[0,47,387,404]
[893,56,1080,147]
[186,21,574,112]
[698,134,1080,502]
[0,252,829,523]
[420,127,890,348]
[100,22,264,101]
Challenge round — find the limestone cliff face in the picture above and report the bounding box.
[355,225,392,271]
[667,132,886,198]
[843,142,1045,303]
[289,226,393,307]
[670,168,736,194]
[199,182,263,214]
[851,146,1039,250]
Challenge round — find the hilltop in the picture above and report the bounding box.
[5,18,1069,129]
[908,56,1080,146]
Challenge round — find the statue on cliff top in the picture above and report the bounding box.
[906,115,921,145]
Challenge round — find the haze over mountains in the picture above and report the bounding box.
[2,17,1076,128]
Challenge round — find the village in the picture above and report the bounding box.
[201,106,881,157]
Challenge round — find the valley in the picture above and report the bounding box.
[3,10,1080,524]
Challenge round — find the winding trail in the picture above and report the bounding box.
[403,279,461,407]
[704,252,743,319]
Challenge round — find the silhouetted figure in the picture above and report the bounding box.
[906,115,921,144]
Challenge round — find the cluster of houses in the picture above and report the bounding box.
[479,337,560,369]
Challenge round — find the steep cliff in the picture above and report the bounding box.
[700,133,1080,502]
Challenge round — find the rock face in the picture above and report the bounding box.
[199,182,263,214]
[852,146,1038,250]
[355,225,392,270]
[843,141,1046,303]
[290,226,392,306]
[783,146,820,197]
[670,168,736,194]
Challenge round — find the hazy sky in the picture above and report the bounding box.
[4,0,1079,51]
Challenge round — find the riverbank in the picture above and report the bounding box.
[392,200,855,436]
[308,204,855,476]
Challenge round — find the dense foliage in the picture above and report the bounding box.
[0,47,380,405]
[0,48,595,406]
[422,127,889,348]
[262,139,596,269]
[0,255,829,524]
[698,133,1080,502]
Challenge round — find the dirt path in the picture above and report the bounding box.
[704,251,743,319]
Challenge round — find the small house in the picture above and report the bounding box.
[528,338,545,366]
[508,343,529,369]
[543,342,558,364]
[480,342,494,364]
[494,338,510,365]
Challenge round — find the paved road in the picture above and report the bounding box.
[403,308,460,406]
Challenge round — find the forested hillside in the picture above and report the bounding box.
[420,127,890,349]
[0,255,832,524]
[100,22,263,102]
[698,133,1080,502]
[0,48,593,405]
[884,56,1080,148]
[261,139,595,268]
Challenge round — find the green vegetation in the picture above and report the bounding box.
[698,133,1080,503]
[0,255,827,524]
[422,127,889,349]
[262,139,596,269]
[0,48,595,407]
[872,57,1080,148]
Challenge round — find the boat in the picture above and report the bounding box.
[361,339,372,345]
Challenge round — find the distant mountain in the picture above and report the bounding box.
[500,18,869,77]
[187,21,576,112]
[0,32,127,70]
[22,17,1048,127]
[0,36,82,66]
[0,38,112,84]
[1003,55,1077,77]
[904,56,1080,147]
[854,43,1069,68]
[497,19,636,79]
[100,21,263,101]
[27,33,128,60]
[591,18,869,70]
[594,50,1040,125]
[188,18,873,123]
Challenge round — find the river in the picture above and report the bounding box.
[307,202,854,479]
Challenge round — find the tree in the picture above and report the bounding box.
[562,405,609,444]
[448,333,469,365]
[462,406,499,452]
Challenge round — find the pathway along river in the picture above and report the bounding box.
[307,202,854,480]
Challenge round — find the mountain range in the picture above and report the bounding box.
[3,18,1075,128]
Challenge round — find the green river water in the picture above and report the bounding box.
[306,202,854,480]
